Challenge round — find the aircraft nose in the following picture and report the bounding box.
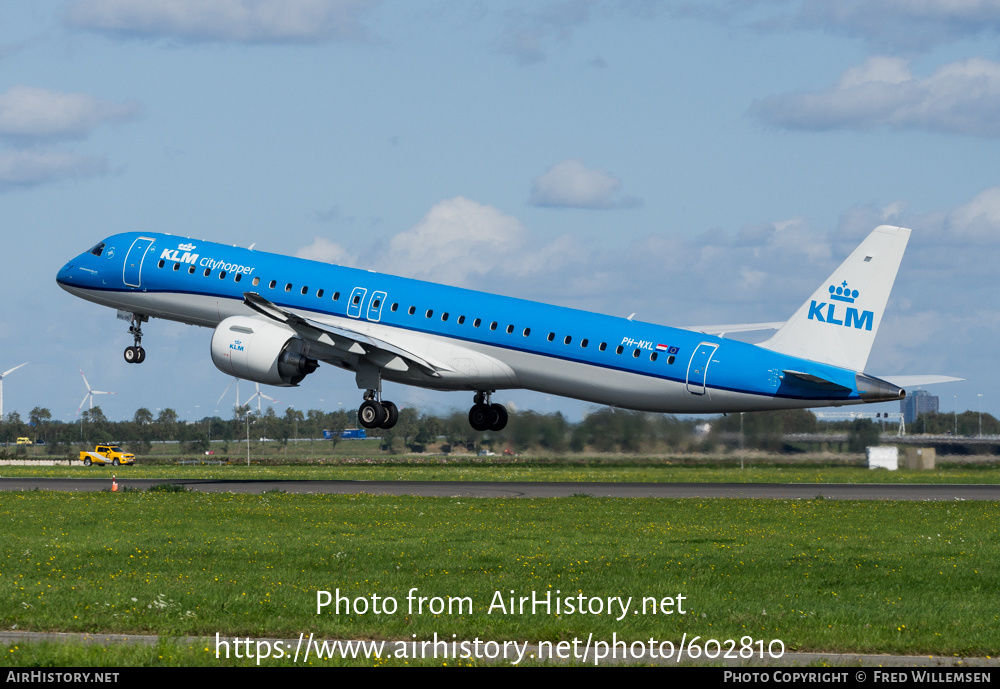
[56,262,72,285]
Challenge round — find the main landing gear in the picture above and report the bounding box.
[469,391,508,432]
[357,390,399,430]
[123,315,147,364]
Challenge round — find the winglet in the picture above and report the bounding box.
[760,225,910,371]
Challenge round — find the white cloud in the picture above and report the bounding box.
[379,197,529,285]
[0,86,141,140]
[528,159,641,209]
[0,150,107,188]
[669,1,1000,51]
[64,0,377,43]
[498,0,602,64]
[796,0,1000,51]
[294,237,357,266]
[749,57,1000,137]
[943,186,1000,240]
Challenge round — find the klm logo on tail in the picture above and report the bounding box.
[807,281,874,331]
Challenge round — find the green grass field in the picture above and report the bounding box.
[2,488,998,666]
[4,461,1000,484]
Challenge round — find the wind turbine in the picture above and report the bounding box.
[77,369,116,417]
[0,362,27,420]
[245,383,278,413]
[217,377,241,411]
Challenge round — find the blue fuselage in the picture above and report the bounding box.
[57,232,878,413]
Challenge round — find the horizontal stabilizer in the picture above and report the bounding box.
[684,321,784,336]
[875,375,964,387]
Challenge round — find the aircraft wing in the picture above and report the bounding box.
[683,322,785,336]
[242,292,448,377]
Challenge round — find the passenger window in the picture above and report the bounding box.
[599,343,607,352]
[317,289,324,297]
[285,283,293,292]
[203,268,211,277]
[269,280,276,289]
[441,312,449,321]
[457,315,465,324]
[506,324,514,334]
[173,263,180,271]
[633,348,640,358]
[616,345,624,355]
[564,335,572,345]
[490,322,497,331]
[301,286,308,295]
[353,294,361,305]
[473,319,481,328]
[252,277,260,286]
[408,306,416,315]
[373,299,381,308]
[650,352,658,361]
[188,266,196,274]
[219,270,227,279]
[235,274,242,283]
[157,259,165,269]
[391,303,398,312]
[523,328,531,337]
[667,355,675,365]
[547,333,555,342]
[426,309,433,318]
[333,292,341,301]
[581,339,588,348]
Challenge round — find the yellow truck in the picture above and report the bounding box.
[79,445,135,467]
[15,437,32,445]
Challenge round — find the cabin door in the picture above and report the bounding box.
[123,237,155,288]
[685,343,718,395]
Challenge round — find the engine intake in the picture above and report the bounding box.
[211,316,318,386]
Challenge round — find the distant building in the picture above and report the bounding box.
[901,389,938,425]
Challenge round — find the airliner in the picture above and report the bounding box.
[56,225,957,431]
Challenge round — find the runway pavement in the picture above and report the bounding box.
[1,477,998,500]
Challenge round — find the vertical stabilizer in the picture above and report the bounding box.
[760,225,910,371]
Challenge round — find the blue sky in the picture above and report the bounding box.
[2,0,997,424]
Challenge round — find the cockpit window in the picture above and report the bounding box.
[89,242,105,257]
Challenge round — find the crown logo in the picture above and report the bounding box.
[829,280,859,303]
[178,243,196,251]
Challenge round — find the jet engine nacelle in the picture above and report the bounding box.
[211,316,318,386]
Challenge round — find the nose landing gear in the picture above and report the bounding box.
[123,314,148,364]
[469,391,508,432]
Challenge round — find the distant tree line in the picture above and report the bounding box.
[1,404,997,456]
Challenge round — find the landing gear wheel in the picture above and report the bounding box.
[358,400,386,429]
[489,403,508,432]
[379,401,399,430]
[135,346,145,364]
[469,403,491,432]
[124,346,137,364]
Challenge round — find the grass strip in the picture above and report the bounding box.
[1,491,997,660]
